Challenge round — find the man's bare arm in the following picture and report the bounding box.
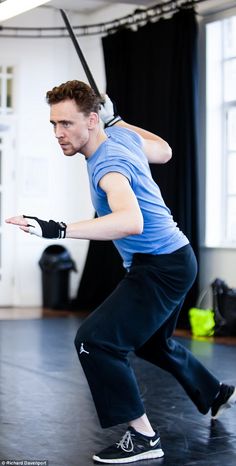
[6,173,143,241]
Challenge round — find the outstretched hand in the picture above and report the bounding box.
[5,215,30,233]
[6,215,67,239]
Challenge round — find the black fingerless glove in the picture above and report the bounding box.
[23,215,67,239]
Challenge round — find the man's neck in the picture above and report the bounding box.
[83,127,107,159]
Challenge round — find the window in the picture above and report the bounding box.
[205,14,236,247]
[0,138,2,277]
[0,65,14,114]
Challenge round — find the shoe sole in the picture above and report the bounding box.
[93,448,164,463]
[212,387,236,419]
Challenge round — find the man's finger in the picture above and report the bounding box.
[19,225,30,233]
[5,216,28,226]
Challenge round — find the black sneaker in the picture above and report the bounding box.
[211,384,236,419]
[93,426,164,464]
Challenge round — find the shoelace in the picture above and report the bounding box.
[116,431,134,452]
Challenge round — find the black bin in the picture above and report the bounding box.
[39,245,76,309]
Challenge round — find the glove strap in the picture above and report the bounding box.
[104,115,122,128]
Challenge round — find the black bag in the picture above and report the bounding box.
[212,278,236,336]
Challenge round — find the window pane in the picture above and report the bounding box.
[227,153,236,194]
[0,78,2,108]
[227,107,236,151]
[206,15,236,247]
[223,16,236,58]
[227,197,236,241]
[6,66,13,74]
[224,59,236,102]
[6,78,12,108]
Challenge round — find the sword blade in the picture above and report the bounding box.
[60,9,101,98]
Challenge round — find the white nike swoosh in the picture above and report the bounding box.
[150,437,160,447]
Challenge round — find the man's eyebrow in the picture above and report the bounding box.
[50,119,72,124]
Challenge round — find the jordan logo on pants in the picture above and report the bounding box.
[80,343,89,355]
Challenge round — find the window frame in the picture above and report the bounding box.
[0,65,14,114]
[198,5,236,249]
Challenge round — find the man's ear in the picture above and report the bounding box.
[88,112,99,129]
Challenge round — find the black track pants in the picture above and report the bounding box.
[74,244,220,428]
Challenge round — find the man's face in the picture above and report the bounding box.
[50,99,92,156]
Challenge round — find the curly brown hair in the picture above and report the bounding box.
[46,80,102,116]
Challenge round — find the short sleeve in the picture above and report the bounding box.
[93,160,132,192]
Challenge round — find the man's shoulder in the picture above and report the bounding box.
[105,125,142,147]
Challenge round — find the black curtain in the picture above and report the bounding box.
[74,238,125,311]
[76,8,199,327]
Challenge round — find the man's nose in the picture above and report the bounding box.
[54,126,64,139]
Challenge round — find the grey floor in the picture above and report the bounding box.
[0,317,236,465]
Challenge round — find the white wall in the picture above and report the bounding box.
[1,3,136,306]
[199,248,236,291]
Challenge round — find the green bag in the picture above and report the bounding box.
[189,286,215,337]
[189,307,215,337]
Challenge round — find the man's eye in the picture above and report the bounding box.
[63,122,71,128]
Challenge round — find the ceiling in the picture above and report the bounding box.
[45,0,236,17]
[47,0,155,14]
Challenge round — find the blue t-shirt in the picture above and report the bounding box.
[86,126,189,268]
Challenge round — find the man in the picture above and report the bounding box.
[6,80,236,464]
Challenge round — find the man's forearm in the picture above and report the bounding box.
[66,210,143,241]
[115,120,172,164]
[115,120,163,142]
